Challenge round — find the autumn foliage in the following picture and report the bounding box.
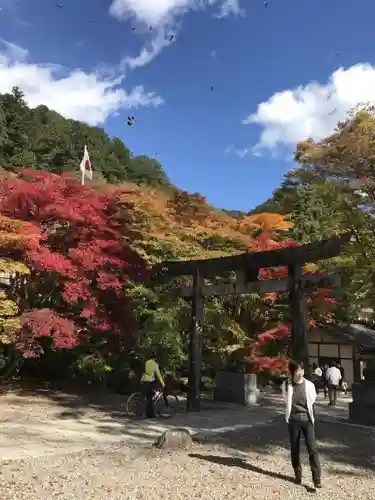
[243,232,337,374]
[240,212,292,233]
[0,170,147,357]
[0,167,339,379]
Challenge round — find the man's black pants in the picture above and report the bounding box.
[142,381,156,418]
[288,418,321,483]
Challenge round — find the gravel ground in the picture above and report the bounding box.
[0,419,373,500]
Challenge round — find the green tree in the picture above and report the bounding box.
[129,155,170,186]
[0,87,35,169]
[0,87,170,188]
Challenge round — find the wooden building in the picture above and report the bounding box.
[308,323,375,387]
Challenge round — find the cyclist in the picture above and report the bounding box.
[141,352,165,418]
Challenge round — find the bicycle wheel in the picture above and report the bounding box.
[126,392,145,419]
[155,393,179,419]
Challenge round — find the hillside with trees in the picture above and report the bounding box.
[0,87,373,392]
[0,87,170,187]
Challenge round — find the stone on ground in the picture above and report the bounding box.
[154,427,193,450]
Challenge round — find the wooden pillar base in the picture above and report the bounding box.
[186,268,204,412]
[289,263,311,380]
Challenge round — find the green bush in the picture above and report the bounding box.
[73,354,112,385]
[106,355,143,395]
[177,376,216,393]
[201,376,216,392]
[0,353,7,373]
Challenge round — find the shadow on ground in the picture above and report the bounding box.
[189,453,295,483]
[1,380,136,420]
[0,379,284,434]
[193,417,375,473]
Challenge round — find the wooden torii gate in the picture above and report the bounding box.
[153,233,351,412]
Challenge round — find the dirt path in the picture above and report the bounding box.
[0,388,352,460]
[0,389,282,459]
[0,419,373,500]
[0,389,371,499]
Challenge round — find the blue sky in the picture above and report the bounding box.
[0,0,375,212]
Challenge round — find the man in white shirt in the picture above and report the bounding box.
[325,362,342,406]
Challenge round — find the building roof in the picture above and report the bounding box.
[326,323,375,349]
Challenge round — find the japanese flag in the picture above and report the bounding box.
[80,145,92,183]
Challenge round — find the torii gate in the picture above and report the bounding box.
[153,233,351,412]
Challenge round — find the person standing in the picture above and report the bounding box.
[313,363,322,378]
[326,362,342,406]
[338,364,348,395]
[322,364,329,399]
[282,360,322,489]
[312,363,322,395]
[341,379,348,395]
[141,352,165,418]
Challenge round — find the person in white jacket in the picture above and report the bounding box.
[282,360,322,489]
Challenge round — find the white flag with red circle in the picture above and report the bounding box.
[80,145,92,183]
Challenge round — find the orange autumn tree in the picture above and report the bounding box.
[240,212,292,234]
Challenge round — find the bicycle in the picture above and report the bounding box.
[126,388,179,419]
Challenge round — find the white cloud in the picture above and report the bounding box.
[0,39,28,61]
[236,147,249,158]
[244,63,375,154]
[121,26,175,70]
[0,41,163,126]
[225,144,249,158]
[109,0,243,27]
[110,0,190,26]
[215,0,243,18]
[111,0,243,71]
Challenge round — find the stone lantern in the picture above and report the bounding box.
[349,326,375,426]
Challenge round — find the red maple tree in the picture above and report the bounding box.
[0,170,147,357]
[245,232,336,374]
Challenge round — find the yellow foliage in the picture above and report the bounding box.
[0,216,40,250]
[0,317,21,344]
[118,183,253,262]
[0,258,30,275]
[0,254,27,347]
[0,299,19,316]
[304,263,319,273]
[295,108,375,170]
[0,231,25,247]
[0,215,25,232]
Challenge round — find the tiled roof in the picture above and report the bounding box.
[326,323,375,349]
